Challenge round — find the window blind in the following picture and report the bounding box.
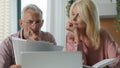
[0,0,11,43]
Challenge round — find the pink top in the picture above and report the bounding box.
[0,29,56,68]
[66,29,119,67]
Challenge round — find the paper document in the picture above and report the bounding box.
[12,37,63,64]
[83,58,118,68]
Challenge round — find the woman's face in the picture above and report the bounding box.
[70,5,86,30]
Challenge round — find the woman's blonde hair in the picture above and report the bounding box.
[70,0,100,49]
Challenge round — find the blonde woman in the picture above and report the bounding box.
[66,0,120,67]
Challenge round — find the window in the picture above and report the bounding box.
[21,0,47,31]
[0,0,17,43]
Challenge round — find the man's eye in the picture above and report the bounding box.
[36,20,40,23]
[27,21,32,25]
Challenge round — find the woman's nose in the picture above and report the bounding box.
[73,14,78,21]
[72,16,76,21]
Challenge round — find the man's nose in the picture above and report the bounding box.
[30,22,37,29]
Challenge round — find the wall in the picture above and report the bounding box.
[100,18,120,46]
[93,0,116,17]
[47,0,67,46]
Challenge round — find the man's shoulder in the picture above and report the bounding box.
[11,31,20,37]
[8,31,20,39]
[1,31,21,44]
[40,31,56,44]
[40,31,53,37]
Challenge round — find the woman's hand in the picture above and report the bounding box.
[66,21,78,32]
[73,28,80,43]
[66,21,80,43]
[10,65,21,68]
[66,21,74,32]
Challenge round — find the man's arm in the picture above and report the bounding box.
[0,37,15,68]
[10,65,21,68]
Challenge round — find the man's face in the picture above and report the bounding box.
[20,9,43,37]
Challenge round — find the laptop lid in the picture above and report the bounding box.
[21,51,82,68]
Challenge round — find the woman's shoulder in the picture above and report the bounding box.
[100,28,109,34]
[100,28,114,42]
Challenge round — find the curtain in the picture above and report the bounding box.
[46,0,68,46]
[0,0,17,43]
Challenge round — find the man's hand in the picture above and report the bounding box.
[10,65,21,68]
[27,27,41,40]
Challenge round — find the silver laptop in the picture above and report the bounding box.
[21,51,82,68]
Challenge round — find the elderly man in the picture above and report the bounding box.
[0,4,56,68]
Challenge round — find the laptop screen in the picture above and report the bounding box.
[21,51,82,68]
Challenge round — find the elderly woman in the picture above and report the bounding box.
[66,0,120,67]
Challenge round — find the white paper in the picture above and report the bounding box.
[92,58,118,68]
[83,58,118,68]
[12,37,63,64]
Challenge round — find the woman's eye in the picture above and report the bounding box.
[72,14,75,16]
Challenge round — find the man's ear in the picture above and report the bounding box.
[41,20,44,26]
[19,20,23,28]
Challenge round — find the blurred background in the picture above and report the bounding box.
[0,0,120,46]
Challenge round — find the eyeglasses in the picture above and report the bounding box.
[23,19,42,26]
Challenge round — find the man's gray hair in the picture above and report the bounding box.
[21,4,43,19]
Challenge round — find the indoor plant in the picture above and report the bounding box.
[66,0,75,18]
[115,0,120,32]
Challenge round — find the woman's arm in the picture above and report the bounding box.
[66,32,87,64]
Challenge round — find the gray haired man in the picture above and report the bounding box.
[0,4,56,68]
